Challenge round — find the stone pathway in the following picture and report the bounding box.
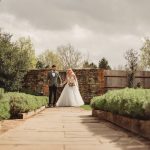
[0,107,149,150]
[0,119,25,134]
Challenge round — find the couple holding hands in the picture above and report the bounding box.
[47,65,84,107]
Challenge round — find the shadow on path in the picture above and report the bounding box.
[79,114,150,150]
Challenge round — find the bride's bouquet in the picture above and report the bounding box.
[68,82,75,87]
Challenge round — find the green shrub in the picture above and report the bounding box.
[0,99,10,120]
[0,88,4,100]
[8,92,48,117]
[0,92,48,119]
[91,88,150,120]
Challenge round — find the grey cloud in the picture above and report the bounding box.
[0,0,150,35]
[0,0,150,67]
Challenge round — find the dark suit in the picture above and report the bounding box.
[47,71,61,106]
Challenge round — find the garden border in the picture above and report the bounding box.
[17,106,46,119]
[92,109,150,140]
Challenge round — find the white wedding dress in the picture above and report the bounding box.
[56,75,84,107]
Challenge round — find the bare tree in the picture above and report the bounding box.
[124,49,139,88]
[57,44,83,69]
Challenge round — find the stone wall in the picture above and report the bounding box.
[23,69,102,104]
[23,69,150,104]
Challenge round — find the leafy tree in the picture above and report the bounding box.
[124,49,139,88]
[16,37,36,69]
[57,44,83,69]
[140,38,150,69]
[98,57,111,70]
[82,61,97,68]
[0,31,20,91]
[36,60,45,69]
[0,31,36,91]
[37,50,62,69]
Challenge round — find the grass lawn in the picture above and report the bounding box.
[80,105,92,110]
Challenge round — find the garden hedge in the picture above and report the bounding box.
[91,88,150,120]
[0,100,10,120]
[0,89,48,120]
[0,88,4,100]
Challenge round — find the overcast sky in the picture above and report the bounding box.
[0,0,150,68]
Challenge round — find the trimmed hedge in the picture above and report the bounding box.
[0,89,48,120]
[0,88,4,100]
[9,92,48,117]
[0,100,10,120]
[91,88,150,120]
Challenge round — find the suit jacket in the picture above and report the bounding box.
[47,71,61,87]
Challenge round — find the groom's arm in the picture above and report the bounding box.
[47,72,50,85]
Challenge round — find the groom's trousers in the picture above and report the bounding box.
[49,85,57,106]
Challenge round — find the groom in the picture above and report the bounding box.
[47,65,62,107]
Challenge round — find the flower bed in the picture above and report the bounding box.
[0,89,48,120]
[91,88,150,120]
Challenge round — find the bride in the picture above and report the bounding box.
[56,68,84,107]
